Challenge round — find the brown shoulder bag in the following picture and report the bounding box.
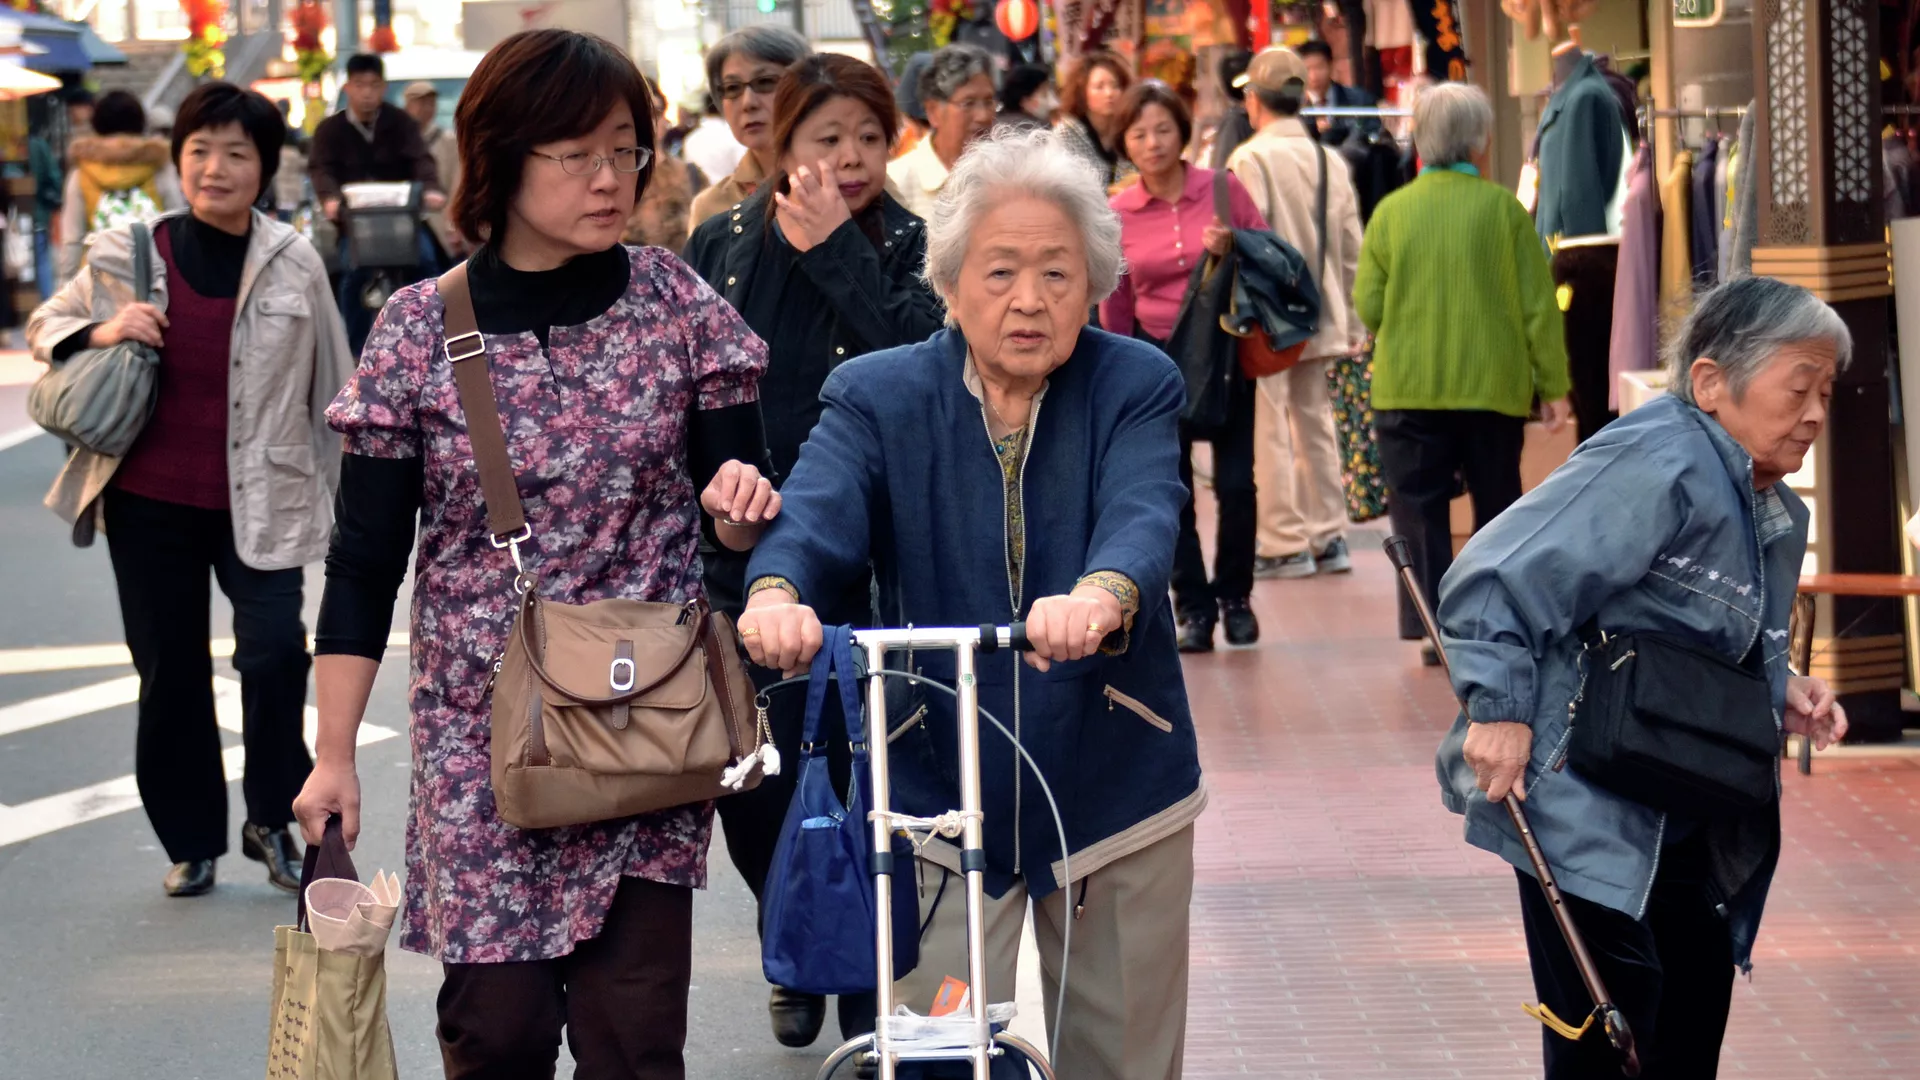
[439,263,770,831]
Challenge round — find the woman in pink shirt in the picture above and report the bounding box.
[1100,81,1269,653]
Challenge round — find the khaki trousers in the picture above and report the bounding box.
[1253,357,1349,558]
[895,826,1195,1080]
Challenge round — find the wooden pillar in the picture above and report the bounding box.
[1752,0,1907,740]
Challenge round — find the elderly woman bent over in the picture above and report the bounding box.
[1436,277,1851,1079]
[740,127,1200,1079]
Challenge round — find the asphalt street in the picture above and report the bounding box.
[0,423,875,1080]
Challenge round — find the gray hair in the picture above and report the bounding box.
[1665,276,1853,405]
[1412,82,1493,168]
[704,26,810,103]
[917,44,997,105]
[923,126,1124,319]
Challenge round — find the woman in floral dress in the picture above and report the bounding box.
[293,30,777,1078]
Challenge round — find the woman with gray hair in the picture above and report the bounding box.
[1434,275,1850,1077]
[687,24,811,236]
[1355,81,1573,661]
[887,43,998,220]
[739,126,1200,1079]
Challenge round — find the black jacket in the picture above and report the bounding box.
[1313,82,1379,147]
[307,102,440,203]
[683,187,945,618]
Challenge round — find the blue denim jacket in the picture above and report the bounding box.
[1434,394,1804,969]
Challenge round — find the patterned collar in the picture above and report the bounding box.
[1753,483,1795,549]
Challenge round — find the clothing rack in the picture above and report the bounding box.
[1299,105,1413,118]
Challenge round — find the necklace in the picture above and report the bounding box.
[984,390,1030,438]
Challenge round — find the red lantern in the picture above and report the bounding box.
[996,0,1038,40]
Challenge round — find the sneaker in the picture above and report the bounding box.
[1314,537,1353,574]
[1177,617,1216,653]
[1221,600,1260,646]
[1254,552,1316,579]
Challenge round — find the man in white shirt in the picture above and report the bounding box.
[886,44,998,221]
[1227,47,1366,579]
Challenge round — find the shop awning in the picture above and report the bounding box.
[0,11,94,73]
[72,22,127,66]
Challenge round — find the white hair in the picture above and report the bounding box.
[922,126,1124,318]
[1666,276,1853,405]
[1412,82,1493,168]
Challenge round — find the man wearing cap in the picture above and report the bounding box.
[1226,47,1365,582]
[403,81,463,264]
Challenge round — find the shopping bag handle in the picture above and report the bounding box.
[297,814,360,933]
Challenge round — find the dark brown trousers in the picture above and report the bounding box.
[436,876,693,1080]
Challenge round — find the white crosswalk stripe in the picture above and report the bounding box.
[0,668,403,847]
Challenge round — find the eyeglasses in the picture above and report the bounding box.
[942,95,999,115]
[529,146,653,176]
[720,75,783,100]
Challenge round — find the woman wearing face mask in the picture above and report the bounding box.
[683,50,945,1052]
[293,30,777,1078]
[686,25,811,238]
[1101,81,1270,653]
[1053,50,1135,189]
[29,82,352,899]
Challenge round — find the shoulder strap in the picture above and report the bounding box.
[130,222,151,303]
[438,262,529,542]
[1314,144,1328,282]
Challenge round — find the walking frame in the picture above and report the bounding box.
[1382,537,1642,1077]
[815,624,1056,1080]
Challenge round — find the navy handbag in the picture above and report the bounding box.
[762,626,920,996]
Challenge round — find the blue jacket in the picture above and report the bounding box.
[747,326,1200,900]
[1435,394,1802,969]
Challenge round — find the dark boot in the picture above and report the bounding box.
[1176,614,1216,653]
[1221,600,1260,647]
[241,823,303,893]
[164,859,216,897]
[769,986,826,1048]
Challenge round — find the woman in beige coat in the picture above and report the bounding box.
[28,82,352,899]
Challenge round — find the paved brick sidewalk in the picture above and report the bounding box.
[1181,540,1920,1078]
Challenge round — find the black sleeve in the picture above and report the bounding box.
[689,399,775,491]
[315,453,424,660]
[50,325,98,363]
[792,219,945,353]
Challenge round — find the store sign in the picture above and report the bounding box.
[1673,0,1723,29]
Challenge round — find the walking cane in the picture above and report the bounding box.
[1383,536,1641,1077]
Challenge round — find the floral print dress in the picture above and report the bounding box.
[326,246,768,963]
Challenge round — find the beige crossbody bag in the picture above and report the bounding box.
[439,263,770,830]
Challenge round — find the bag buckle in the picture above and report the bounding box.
[490,524,533,574]
[444,330,486,364]
[609,657,636,693]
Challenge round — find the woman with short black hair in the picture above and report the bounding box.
[294,29,777,1079]
[684,50,942,1051]
[29,80,351,899]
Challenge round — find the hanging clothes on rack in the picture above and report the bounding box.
[1607,144,1660,421]
[1723,104,1759,278]
[1659,148,1695,316]
[1690,136,1721,285]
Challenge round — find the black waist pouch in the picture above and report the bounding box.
[1568,629,1780,819]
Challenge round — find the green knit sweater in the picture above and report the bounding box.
[1353,170,1571,417]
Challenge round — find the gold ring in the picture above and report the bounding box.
[1088,622,1104,635]
[741,627,762,637]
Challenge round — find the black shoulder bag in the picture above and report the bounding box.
[1566,624,1780,819]
[1163,170,1239,436]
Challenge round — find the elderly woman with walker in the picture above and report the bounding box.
[740,126,1201,1080]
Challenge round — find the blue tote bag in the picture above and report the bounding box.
[762,626,920,996]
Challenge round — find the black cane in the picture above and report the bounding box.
[1383,535,1641,1077]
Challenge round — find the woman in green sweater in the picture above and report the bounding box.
[1354,82,1571,661]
